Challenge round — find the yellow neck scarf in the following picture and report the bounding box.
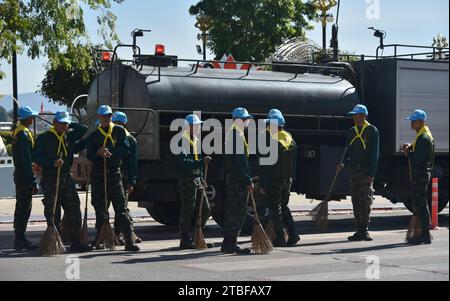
[124,128,131,137]
[13,123,34,148]
[268,129,293,150]
[227,124,249,157]
[182,130,199,161]
[413,126,434,151]
[350,120,371,150]
[49,127,68,157]
[98,123,116,147]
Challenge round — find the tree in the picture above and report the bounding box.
[189,0,316,62]
[40,45,99,111]
[0,0,124,80]
[0,106,8,122]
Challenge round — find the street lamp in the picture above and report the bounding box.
[195,14,212,61]
[312,0,338,62]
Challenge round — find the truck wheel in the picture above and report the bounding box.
[146,202,180,226]
[403,196,449,214]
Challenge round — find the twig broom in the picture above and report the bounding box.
[249,192,273,254]
[194,164,209,250]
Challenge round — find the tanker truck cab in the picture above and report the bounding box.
[84,39,448,230]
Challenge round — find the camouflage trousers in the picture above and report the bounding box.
[113,177,134,235]
[13,178,33,239]
[223,172,249,240]
[177,177,211,234]
[41,174,82,243]
[91,165,132,237]
[350,164,374,231]
[411,168,431,231]
[261,178,296,237]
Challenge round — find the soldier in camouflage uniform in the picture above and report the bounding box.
[111,112,142,245]
[337,105,379,241]
[403,110,435,245]
[177,114,212,249]
[12,106,39,251]
[34,111,92,253]
[259,109,300,247]
[85,105,139,252]
[221,108,254,255]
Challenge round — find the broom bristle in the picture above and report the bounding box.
[95,223,117,251]
[60,214,72,244]
[310,201,329,230]
[194,227,208,250]
[80,219,89,245]
[251,222,273,254]
[38,225,66,256]
[265,220,289,241]
[406,215,422,242]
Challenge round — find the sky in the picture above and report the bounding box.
[0,0,448,96]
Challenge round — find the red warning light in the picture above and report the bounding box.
[101,51,112,62]
[155,44,166,56]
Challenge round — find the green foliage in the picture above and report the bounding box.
[0,0,125,81]
[189,0,316,62]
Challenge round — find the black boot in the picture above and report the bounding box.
[272,235,287,247]
[71,242,93,253]
[409,228,432,245]
[360,225,373,241]
[286,231,300,247]
[179,232,196,250]
[124,230,140,252]
[348,229,364,241]
[14,234,37,251]
[221,235,251,255]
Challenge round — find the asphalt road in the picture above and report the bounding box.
[0,210,448,281]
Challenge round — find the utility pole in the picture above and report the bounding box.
[12,49,18,125]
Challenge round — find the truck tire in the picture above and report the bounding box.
[146,202,180,226]
[403,195,449,214]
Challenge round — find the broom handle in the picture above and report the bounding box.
[103,156,108,222]
[197,164,209,225]
[51,153,63,225]
[83,164,90,222]
[249,192,260,224]
[325,146,348,203]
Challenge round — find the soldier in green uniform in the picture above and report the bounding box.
[12,106,39,251]
[111,112,142,245]
[337,105,379,241]
[221,108,254,255]
[259,109,300,247]
[33,111,92,252]
[177,114,212,249]
[402,110,435,245]
[85,105,139,252]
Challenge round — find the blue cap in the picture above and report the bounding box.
[112,111,128,124]
[185,114,203,125]
[54,111,71,124]
[348,104,369,116]
[232,107,254,120]
[406,110,427,121]
[265,109,285,126]
[18,106,39,120]
[97,105,113,116]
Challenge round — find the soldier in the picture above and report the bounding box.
[177,114,212,249]
[12,106,39,251]
[259,109,300,247]
[33,111,92,252]
[85,105,139,252]
[402,110,435,245]
[111,112,142,245]
[221,108,254,254]
[337,104,379,242]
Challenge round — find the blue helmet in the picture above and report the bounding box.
[54,111,71,124]
[265,109,285,126]
[348,104,369,116]
[18,106,39,120]
[406,110,427,121]
[97,105,113,116]
[185,114,203,125]
[232,107,254,120]
[112,111,128,124]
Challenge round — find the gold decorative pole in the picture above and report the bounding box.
[195,14,213,61]
[311,0,338,62]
